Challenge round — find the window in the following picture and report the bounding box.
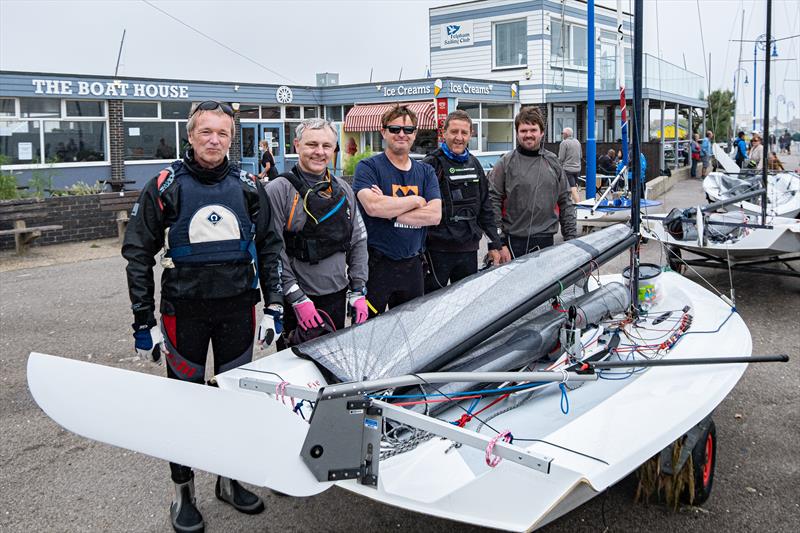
[45,120,106,162]
[124,101,158,118]
[0,120,41,163]
[20,98,60,118]
[1,98,108,165]
[284,121,301,154]
[238,104,259,119]
[285,106,301,119]
[66,100,105,118]
[411,129,438,155]
[124,122,178,160]
[161,101,192,120]
[551,20,588,68]
[0,98,14,117]
[325,106,342,121]
[303,106,318,119]
[261,106,280,119]
[456,102,515,153]
[365,131,383,152]
[494,19,527,68]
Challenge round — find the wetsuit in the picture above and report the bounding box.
[122,149,283,483]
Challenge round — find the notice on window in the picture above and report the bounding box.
[18,142,33,160]
[128,127,140,136]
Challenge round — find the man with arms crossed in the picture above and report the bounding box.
[489,106,577,259]
[353,104,441,316]
[265,118,368,345]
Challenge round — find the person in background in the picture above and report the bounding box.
[690,133,701,178]
[701,130,713,177]
[748,133,763,170]
[557,127,581,204]
[767,151,784,171]
[598,148,617,176]
[422,110,506,292]
[265,118,368,346]
[352,104,442,317]
[488,105,576,259]
[122,101,283,533]
[734,131,748,168]
[258,140,278,182]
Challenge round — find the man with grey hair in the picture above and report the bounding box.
[265,118,368,346]
[122,100,283,532]
[558,127,581,204]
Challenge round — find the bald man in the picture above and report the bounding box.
[558,127,581,204]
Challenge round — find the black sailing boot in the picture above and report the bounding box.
[215,476,265,514]
[170,473,204,533]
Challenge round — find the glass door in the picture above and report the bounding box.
[260,123,284,174]
[240,125,258,175]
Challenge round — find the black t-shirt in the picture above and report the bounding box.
[261,151,275,168]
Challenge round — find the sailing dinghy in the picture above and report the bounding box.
[702,171,800,219]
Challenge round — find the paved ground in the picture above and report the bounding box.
[1,158,798,532]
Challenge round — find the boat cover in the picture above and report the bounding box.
[703,171,800,214]
[293,224,632,383]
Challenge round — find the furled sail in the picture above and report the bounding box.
[294,224,633,383]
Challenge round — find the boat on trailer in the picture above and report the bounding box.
[24,0,791,530]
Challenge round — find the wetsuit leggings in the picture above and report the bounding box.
[161,299,256,484]
[277,288,347,350]
[366,250,424,318]
[508,234,555,259]
[424,250,477,293]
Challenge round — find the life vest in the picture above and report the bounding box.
[163,164,257,269]
[435,151,482,226]
[281,167,352,265]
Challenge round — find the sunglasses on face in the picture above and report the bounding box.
[190,100,234,118]
[384,125,416,134]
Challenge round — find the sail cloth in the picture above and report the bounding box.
[295,224,633,383]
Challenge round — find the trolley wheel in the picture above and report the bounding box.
[682,419,716,505]
[667,246,686,274]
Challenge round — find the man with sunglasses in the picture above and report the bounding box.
[122,100,283,533]
[265,118,368,344]
[353,104,441,316]
[488,105,576,260]
[422,110,506,292]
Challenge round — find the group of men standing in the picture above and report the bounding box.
[122,101,576,533]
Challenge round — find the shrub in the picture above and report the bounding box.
[0,155,19,200]
[343,150,374,176]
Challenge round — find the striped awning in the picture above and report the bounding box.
[343,101,436,132]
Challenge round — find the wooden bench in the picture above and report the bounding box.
[99,191,140,243]
[0,220,63,255]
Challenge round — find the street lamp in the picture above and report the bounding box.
[732,67,749,134]
[754,33,778,131]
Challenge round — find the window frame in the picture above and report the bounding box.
[0,97,110,168]
[492,18,528,71]
[550,17,591,71]
[122,100,190,163]
[455,100,516,155]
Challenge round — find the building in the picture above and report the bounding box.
[0,71,517,188]
[429,0,707,172]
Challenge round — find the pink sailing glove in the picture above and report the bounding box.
[347,288,369,325]
[292,297,324,330]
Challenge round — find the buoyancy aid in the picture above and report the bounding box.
[280,167,352,264]
[427,149,484,244]
[163,164,257,268]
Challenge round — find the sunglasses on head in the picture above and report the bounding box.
[190,100,234,118]
[384,125,417,134]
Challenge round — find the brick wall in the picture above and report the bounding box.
[0,196,118,251]
[230,111,241,166]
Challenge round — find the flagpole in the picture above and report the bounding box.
[586,0,597,200]
[617,0,629,173]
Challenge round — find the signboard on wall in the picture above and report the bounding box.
[439,21,474,49]
[436,98,448,143]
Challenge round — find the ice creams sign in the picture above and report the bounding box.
[447,81,492,95]
[440,21,474,49]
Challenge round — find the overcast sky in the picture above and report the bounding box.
[1,0,798,120]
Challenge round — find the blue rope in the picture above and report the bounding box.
[559,383,569,415]
[370,381,547,400]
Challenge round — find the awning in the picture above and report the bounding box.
[343,101,436,132]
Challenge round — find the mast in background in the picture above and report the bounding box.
[586,0,597,200]
[629,0,643,312]
[616,1,629,173]
[761,0,772,224]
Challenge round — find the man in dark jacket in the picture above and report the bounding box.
[734,131,748,168]
[422,110,506,292]
[122,101,283,533]
[489,106,577,259]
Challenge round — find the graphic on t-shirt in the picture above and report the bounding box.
[392,184,419,197]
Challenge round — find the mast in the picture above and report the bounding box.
[616,0,629,175]
[586,0,597,200]
[629,0,643,312]
[761,0,772,224]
